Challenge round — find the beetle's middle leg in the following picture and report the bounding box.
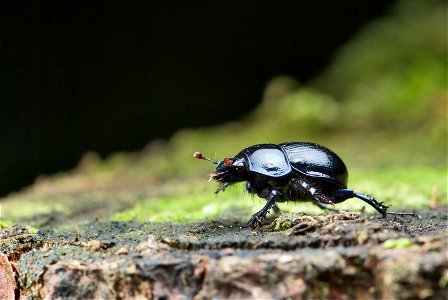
[313,201,341,212]
[286,177,336,207]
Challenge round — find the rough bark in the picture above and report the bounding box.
[1,209,447,299]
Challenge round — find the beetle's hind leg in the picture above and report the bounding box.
[327,189,389,216]
[344,190,389,217]
[330,189,419,218]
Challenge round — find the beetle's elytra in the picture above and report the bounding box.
[195,142,418,228]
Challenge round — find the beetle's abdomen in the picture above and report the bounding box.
[280,142,348,187]
[239,144,291,177]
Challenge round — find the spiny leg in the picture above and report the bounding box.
[330,189,419,218]
[244,190,281,228]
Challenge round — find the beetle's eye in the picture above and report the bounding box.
[224,158,232,166]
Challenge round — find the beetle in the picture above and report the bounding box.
[194,142,417,228]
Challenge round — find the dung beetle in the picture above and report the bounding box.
[194,142,418,228]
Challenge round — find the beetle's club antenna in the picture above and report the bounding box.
[194,152,219,164]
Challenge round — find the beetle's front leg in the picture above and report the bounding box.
[244,189,281,229]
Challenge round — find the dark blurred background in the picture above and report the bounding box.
[1,0,395,197]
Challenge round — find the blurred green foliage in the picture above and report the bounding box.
[1,1,446,225]
[111,0,446,221]
[314,1,446,99]
[134,1,446,178]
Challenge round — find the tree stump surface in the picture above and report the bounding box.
[1,209,447,299]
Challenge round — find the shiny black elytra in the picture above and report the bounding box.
[194,142,417,228]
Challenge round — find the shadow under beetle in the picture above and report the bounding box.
[194,142,418,228]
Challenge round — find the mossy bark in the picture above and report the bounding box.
[1,210,447,299]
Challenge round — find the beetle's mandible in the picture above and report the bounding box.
[194,142,418,228]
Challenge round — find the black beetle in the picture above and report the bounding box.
[195,142,417,228]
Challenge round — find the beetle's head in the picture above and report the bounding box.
[194,152,247,193]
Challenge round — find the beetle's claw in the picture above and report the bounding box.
[377,202,390,216]
[242,215,264,229]
[215,182,230,194]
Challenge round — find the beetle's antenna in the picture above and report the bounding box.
[194,152,219,164]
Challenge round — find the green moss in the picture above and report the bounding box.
[25,225,39,234]
[109,184,255,222]
[272,217,293,231]
[349,167,447,209]
[106,165,446,224]
[382,238,414,249]
[0,219,13,229]
[1,196,71,220]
